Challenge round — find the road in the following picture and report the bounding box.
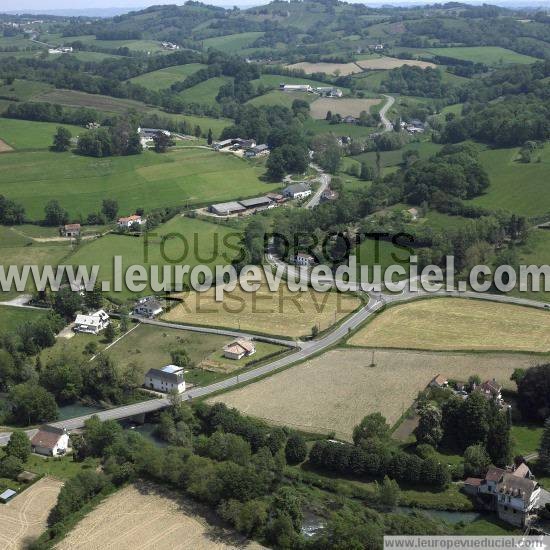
[305,164,331,209]
[379,94,395,132]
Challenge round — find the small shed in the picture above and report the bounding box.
[0,489,16,503]
[17,471,37,483]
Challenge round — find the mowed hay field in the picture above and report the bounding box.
[349,298,550,352]
[355,56,436,70]
[310,97,381,119]
[0,476,63,549]
[0,147,276,220]
[56,482,264,550]
[208,348,542,440]
[286,61,363,76]
[163,279,361,337]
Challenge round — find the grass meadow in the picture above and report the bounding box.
[470,145,550,216]
[128,63,207,91]
[202,31,265,53]
[177,76,233,106]
[0,147,277,220]
[67,216,243,299]
[425,46,538,65]
[0,305,48,334]
[0,78,53,101]
[0,118,84,150]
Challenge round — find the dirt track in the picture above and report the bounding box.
[0,476,63,550]
[0,138,14,153]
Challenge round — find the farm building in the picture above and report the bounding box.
[31,426,70,457]
[134,296,163,318]
[60,223,81,237]
[429,374,448,388]
[321,188,339,202]
[283,183,312,200]
[138,128,171,139]
[267,192,285,203]
[210,201,247,216]
[279,83,313,93]
[245,144,269,157]
[0,489,16,503]
[295,252,315,266]
[118,215,145,228]
[48,46,73,54]
[223,339,256,360]
[74,309,110,335]
[213,138,256,151]
[316,87,343,98]
[239,196,273,209]
[144,365,186,394]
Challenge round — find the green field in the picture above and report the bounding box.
[425,46,538,65]
[251,74,330,90]
[470,145,550,216]
[178,76,233,106]
[0,305,48,334]
[247,90,317,109]
[0,79,53,102]
[0,118,83,150]
[202,32,264,53]
[69,51,123,62]
[67,215,243,299]
[511,424,544,456]
[48,34,166,53]
[303,118,377,138]
[0,147,278,220]
[128,63,207,91]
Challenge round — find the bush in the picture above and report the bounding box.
[285,434,307,465]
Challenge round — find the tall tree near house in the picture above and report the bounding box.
[486,404,512,467]
[207,128,213,145]
[84,282,103,311]
[539,417,550,475]
[463,443,491,477]
[101,199,118,221]
[414,404,443,448]
[153,131,173,153]
[460,391,490,449]
[52,127,72,152]
[194,125,202,138]
[104,322,116,343]
[5,430,31,462]
[44,200,68,226]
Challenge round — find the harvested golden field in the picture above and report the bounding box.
[355,57,436,70]
[56,482,264,550]
[0,476,63,550]
[310,97,382,119]
[286,61,362,76]
[0,138,14,153]
[208,348,545,440]
[163,281,361,337]
[348,298,550,352]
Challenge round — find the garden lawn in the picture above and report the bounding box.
[0,147,279,220]
[0,305,48,334]
[511,424,544,457]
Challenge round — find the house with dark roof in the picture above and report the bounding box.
[134,296,163,318]
[144,365,186,394]
[283,183,312,200]
[31,426,70,457]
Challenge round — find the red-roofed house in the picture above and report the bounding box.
[60,223,81,238]
[31,426,70,456]
[223,339,256,360]
[118,215,145,229]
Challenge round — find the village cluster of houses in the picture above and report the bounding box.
[430,375,511,411]
[212,137,270,158]
[279,83,343,98]
[48,46,73,54]
[59,214,146,239]
[464,464,550,528]
[400,119,426,135]
[160,41,179,50]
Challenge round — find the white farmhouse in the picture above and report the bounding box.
[74,309,110,335]
[283,183,312,200]
[117,215,146,228]
[30,426,70,457]
[134,296,163,318]
[144,365,186,394]
[294,252,315,266]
